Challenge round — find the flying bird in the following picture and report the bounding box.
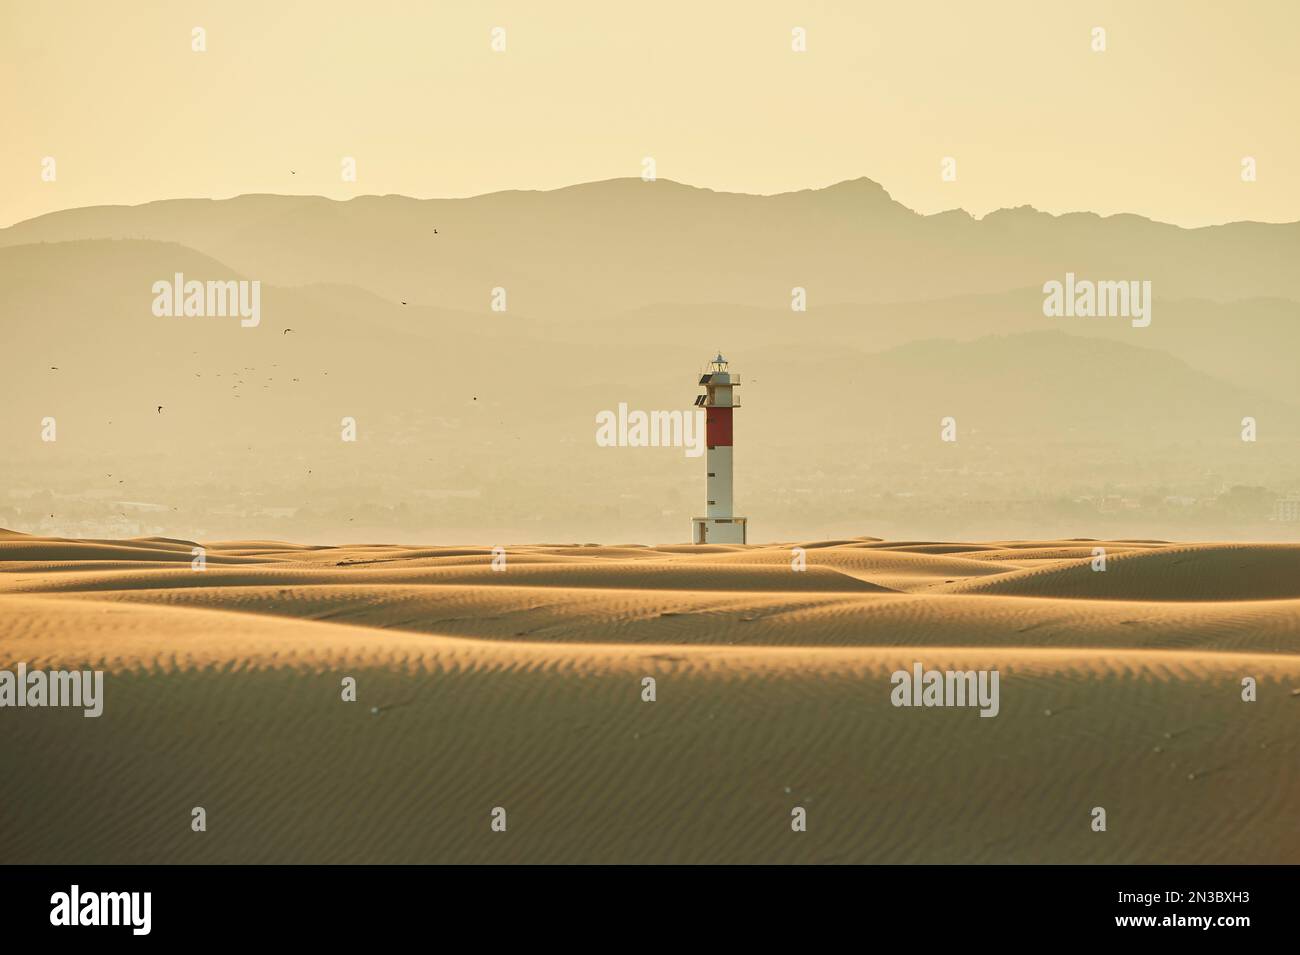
[156,405,163,414]
[283,328,293,335]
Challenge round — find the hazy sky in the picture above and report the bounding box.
[2,0,1297,228]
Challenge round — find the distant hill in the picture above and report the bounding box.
[3,178,1298,316]
[555,293,1300,405]
[3,238,1290,445]
[3,173,1298,541]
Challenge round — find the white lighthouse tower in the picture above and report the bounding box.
[691,353,747,544]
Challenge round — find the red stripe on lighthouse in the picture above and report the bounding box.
[706,407,733,446]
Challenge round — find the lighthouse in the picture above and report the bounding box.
[691,353,748,544]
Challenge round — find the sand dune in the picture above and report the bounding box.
[2,531,1297,864]
[944,542,1300,601]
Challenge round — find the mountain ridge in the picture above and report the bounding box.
[9,176,1300,233]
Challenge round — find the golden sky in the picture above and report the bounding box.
[2,0,1297,228]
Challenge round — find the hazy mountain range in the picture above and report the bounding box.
[2,178,1298,541]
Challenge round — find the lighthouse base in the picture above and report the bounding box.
[691,517,747,545]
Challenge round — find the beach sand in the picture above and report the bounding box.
[2,530,1297,863]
